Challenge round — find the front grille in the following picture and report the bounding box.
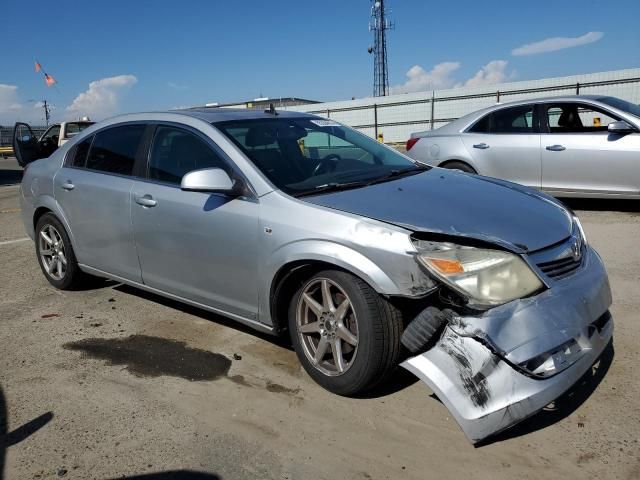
[537,255,582,279]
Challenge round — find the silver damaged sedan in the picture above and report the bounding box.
[406,95,640,198]
[18,108,613,443]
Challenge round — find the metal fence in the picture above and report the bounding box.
[0,126,47,147]
[284,69,640,143]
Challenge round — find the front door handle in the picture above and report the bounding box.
[546,144,566,151]
[61,180,75,191]
[134,194,157,207]
[473,143,490,149]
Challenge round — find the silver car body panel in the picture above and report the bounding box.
[19,108,613,443]
[408,95,640,198]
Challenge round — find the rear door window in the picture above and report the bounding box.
[469,105,535,134]
[489,105,534,133]
[85,124,145,176]
[148,126,230,185]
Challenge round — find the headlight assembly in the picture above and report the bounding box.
[413,240,543,307]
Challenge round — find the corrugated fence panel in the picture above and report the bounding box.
[281,69,640,142]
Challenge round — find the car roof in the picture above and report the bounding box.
[165,107,320,123]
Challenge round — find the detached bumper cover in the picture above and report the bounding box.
[401,246,613,443]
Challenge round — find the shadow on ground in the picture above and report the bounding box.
[560,197,640,213]
[0,385,54,480]
[113,472,219,479]
[0,168,22,187]
[477,340,615,447]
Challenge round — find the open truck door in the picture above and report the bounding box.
[12,123,43,167]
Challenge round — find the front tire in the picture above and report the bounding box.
[288,269,403,396]
[35,213,87,290]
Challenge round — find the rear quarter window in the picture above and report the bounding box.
[67,135,93,168]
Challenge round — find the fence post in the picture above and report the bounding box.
[430,90,435,130]
[374,104,378,139]
[496,90,501,103]
[327,109,330,118]
[576,82,580,95]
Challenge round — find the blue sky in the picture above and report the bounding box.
[1,0,638,124]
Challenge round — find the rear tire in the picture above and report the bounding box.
[441,161,476,174]
[35,213,89,290]
[288,269,403,396]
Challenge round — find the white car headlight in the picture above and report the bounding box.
[414,240,543,307]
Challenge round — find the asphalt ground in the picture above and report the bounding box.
[0,156,638,479]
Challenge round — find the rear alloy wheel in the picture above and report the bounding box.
[289,270,403,396]
[35,213,87,290]
[38,223,67,281]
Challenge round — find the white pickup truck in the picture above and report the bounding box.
[13,119,94,167]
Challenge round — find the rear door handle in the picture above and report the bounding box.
[546,144,566,151]
[61,180,75,191]
[473,143,489,149]
[134,194,157,207]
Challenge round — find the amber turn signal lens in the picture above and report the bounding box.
[427,258,465,274]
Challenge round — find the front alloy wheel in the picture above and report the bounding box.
[289,269,403,396]
[296,277,359,376]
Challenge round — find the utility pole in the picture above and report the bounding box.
[42,100,51,127]
[368,0,393,97]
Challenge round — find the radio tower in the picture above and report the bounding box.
[368,0,393,97]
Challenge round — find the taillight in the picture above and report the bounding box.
[406,137,419,151]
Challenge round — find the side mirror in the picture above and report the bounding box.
[608,120,636,134]
[180,167,242,196]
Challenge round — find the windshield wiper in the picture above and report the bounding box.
[366,164,430,186]
[293,181,368,197]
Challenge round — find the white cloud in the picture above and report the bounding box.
[0,84,24,124]
[66,75,137,120]
[391,60,512,94]
[0,84,21,112]
[463,60,510,87]
[391,62,461,94]
[512,32,604,56]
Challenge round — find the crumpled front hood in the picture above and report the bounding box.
[304,170,572,252]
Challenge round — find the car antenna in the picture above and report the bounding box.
[265,103,279,116]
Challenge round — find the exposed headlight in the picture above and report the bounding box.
[573,215,587,246]
[413,240,543,307]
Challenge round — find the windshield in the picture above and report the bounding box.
[597,96,640,119]
[216,117,424,196]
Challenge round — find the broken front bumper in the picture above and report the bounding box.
[401,246,613,444]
